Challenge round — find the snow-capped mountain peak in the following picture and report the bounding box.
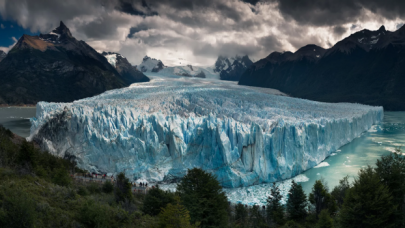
[214,55,253,81]
[39,21,74,44]
[138,56,165,73]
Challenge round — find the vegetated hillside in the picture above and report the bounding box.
[0,21,149,105]
[239,25,405,110]
[1,123,404,227]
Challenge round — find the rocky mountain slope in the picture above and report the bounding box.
[102,52,149,84]
[138,55,253,80]
[239,25,405,110]
[214,55,253,81]
[137,56,165,73]
[0,21,148,105]
[0,50,6,62]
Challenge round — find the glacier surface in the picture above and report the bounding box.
[29,76,383,188]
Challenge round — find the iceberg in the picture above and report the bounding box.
[29,76,383,188]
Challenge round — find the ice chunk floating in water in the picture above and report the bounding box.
[29,76,383,188]
[314,162,330,168]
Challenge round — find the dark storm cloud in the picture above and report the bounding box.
[116,0,158,16]
[0,0,117,32]
[1,0,403,66]
[191,34,282,58]
[258,35,283,51]
[117,0,245,23]
[128,24,149,37]
[275,0,405,26]
[241,0,261,5]
[75,15,133,39]
[333,26,346,36]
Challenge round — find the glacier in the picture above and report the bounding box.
[29,76,383,188]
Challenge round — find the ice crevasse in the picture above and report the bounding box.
[29,77,383,188]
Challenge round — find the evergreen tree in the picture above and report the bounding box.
[18,141,37,168]
[375,152,405,227]
[267,183,285,226]
[102,180,114,193]
[280,220,304,228]
[114,172,132,203]
[234,203,248,228]
[309,180,336,217]
[158,196,199,228]
[331,176,350,207]
[340,166,396,228]
[249,205,267,228]
[286,180,307,222]
[143,185,175,216]
[316,209,333,228]
[177,168,228,228]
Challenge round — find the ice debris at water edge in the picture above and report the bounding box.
[159,173,309,206]
[29,76,383,188]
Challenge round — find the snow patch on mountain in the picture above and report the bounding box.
[138,56,165,73]
[104,53,118,67]
[214,55,254,81]
[137,55,252,81]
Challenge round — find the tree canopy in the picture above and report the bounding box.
[176,168,228,228]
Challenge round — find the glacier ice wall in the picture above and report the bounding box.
[29,76,383,188]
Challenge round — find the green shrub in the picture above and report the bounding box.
[35,165,48,178]
[102,180,114,194]
[0,187,36,228]
[17,141,37,167]
[77,186,89,196]
[281,220,304,228]
[52,168,71,187]
[317,210,333,228]
[87,182,101,194]
[78,199,129,228]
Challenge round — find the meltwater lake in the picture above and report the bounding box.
[1,107,404,205]
[0,107,36,137]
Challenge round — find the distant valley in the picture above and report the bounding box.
[135,55,253,81]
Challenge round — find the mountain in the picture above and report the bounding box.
[102,52,149,84]
[214,55,253,81]
[137,56,219,79]
[239,25,405,110]
[0,50,6,62]
[137,56,165,73]
[138,55,253,80]
[0,21,148,105]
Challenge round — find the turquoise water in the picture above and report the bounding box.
[0,107,36,137]
[300,111,405,194]
[1,107,404,203]
[219,112,405,205]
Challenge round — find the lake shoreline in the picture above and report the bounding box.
[0,104,36,107]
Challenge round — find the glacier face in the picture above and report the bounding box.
[29,76,383,188]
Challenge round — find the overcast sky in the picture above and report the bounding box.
[0,0,404,66]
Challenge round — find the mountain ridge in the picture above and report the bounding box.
[239,25,405,110]
[0,21,148,105]
[137,55,253,80]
